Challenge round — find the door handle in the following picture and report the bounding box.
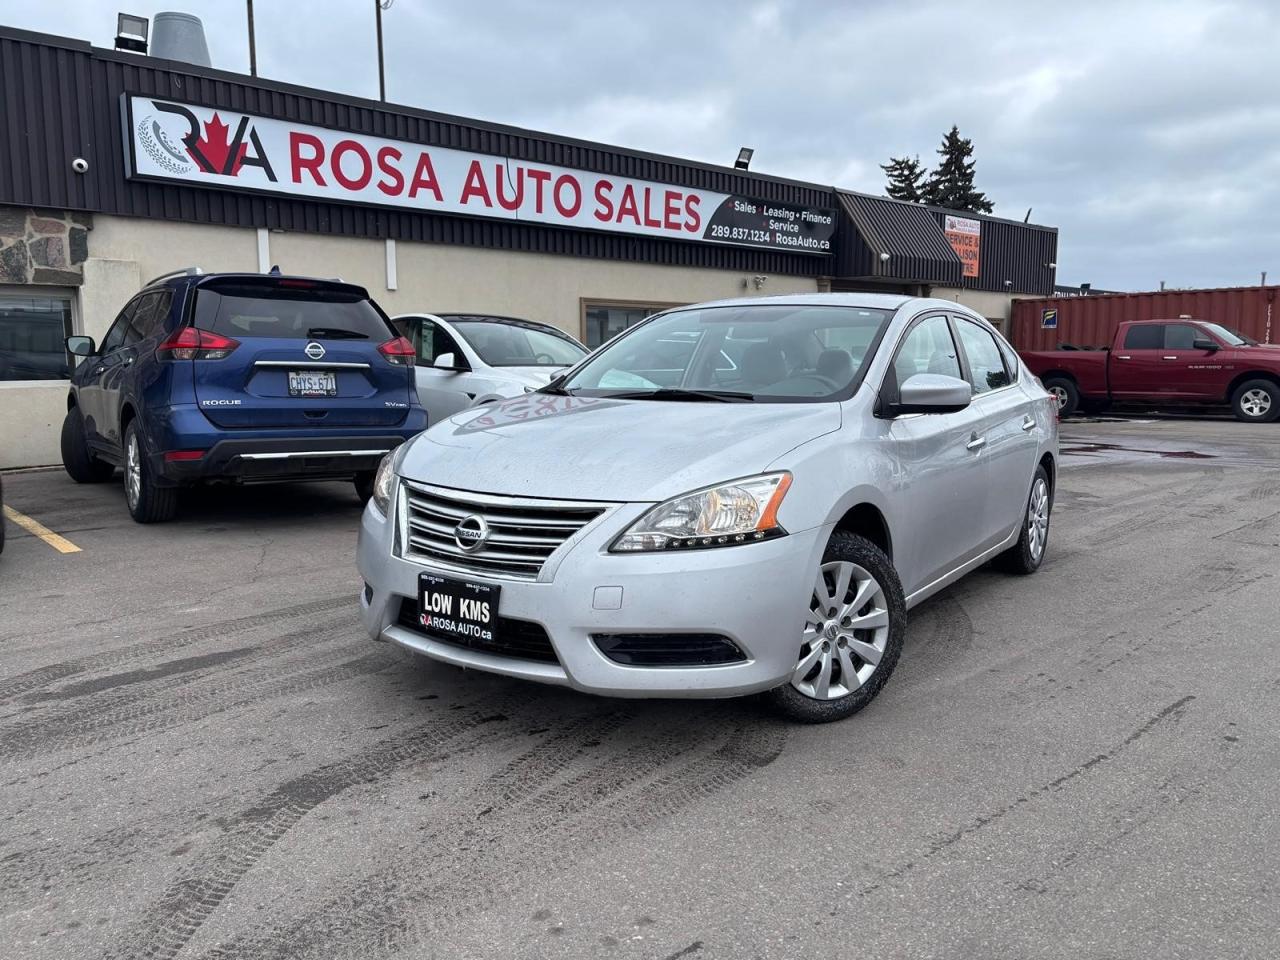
[1162,355,1178,360]
[966,434,987,451]
[93,365,105,375]
[1021,416,1036,432]
[1116,355,1131,360]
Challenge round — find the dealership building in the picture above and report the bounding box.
[0,24,1058,469]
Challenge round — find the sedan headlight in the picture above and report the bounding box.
[372,452,397,516]
[610,472,792,553]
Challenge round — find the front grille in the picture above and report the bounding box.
[592,633,747,667]
[400,481,607,581]
[396,597,559,664]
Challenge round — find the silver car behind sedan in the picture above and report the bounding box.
[359,294,1057,723]
[393,313,588,424]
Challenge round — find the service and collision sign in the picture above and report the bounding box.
[943,215,981,278]
[123,96,836,255]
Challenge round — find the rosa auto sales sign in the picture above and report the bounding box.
[123,96,836,255]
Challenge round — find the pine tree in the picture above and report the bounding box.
[880,155,927,203]
[922,126,993,213]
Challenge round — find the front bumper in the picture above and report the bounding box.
[356,489,829,698]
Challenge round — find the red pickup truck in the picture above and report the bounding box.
[1020,318,1280,422]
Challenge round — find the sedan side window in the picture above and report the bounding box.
[432,325,465,364]
[892,315,962,387]
[955,318,1012,395]
[401,318,435,364]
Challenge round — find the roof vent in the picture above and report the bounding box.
[150,12,212,67]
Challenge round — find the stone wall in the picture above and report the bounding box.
[0,206,92,286]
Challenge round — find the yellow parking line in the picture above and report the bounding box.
[2,505,81,554]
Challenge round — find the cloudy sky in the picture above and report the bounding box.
[8,0,1279,289]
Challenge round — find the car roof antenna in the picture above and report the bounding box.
[268,264,282,275]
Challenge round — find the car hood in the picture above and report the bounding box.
[484,366,574,390]
[399,393,842,502]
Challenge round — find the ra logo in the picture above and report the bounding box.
[145,100,277,181]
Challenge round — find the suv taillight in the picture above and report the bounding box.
[377,336,416,366]
[158,327,240,361]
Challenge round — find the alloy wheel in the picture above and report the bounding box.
[125,433,142,510]
[1048,385,1069,410]
[1028,477,1049,562]
[792,561,890,701]
[1241,388,1272,419]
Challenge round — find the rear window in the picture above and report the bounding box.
[192,282,394,341]
[1123,324,1165,350]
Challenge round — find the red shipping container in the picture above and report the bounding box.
[1011,286,1280,352]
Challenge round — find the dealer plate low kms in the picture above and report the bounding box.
[418,573,500,645]
[288,370,337,397]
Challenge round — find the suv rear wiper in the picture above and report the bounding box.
[306,328,368,340]
[604,388,755,402]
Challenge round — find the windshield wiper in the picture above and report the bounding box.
[306,328,368,340]
[603,388,756,403]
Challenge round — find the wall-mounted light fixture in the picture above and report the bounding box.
[115,12,149,53]
[879,252,891,263]
[735,147,754,171]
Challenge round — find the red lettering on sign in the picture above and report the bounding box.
[289,132,327,186]
[376,147,404,196]
[460,160,492,207]
[641,187,662,228]
[663,190,682,231]
[331,139,372,191]
[593,180,615,222]
[527,169,551,213]
[495,165,524,211]
[617,184,640,225]
[553,175,582,217]
[407,152,443,201]
[684,195,701,233]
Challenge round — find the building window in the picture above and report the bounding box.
[582,299,684,348]
[0,291,75,382]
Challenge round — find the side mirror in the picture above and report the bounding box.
[890,373,972,415]
[66,335,95,357]
[1192,338,1218,352]
[433,352,464,371]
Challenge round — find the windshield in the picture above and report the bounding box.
[1199,322,1257,346]
[450,319,586,367]
[560,303,892,402]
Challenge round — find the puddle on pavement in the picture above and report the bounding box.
[1061,441,1217,461]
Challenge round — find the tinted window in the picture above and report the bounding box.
[956,319,1012,394]
[452,319,585,367]
[1164,324,1199,349]
[129,291,172,343]
[1123,324,1165,349]
[893,315,961,385]
[193,283,393,341]
[101,299,141,353]
[565,304,891,401]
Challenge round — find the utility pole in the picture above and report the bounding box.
[246,0,257,76]
[375,0,394,101]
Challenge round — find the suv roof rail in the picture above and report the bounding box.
[144,266,204,287]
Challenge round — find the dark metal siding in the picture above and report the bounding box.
[837,192,962,284]
[0,28,832,277]
[1011,286,1280,350]
[928,210,1057,295]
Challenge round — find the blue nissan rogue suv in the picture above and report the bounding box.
[62,270,427,523]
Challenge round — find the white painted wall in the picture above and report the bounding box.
[932,286,1016,330]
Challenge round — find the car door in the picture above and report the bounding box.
[98,291,164,446]
[403,317,474,423]
[952,316,1039,550]
[881,312,989,594]
[1158,322,1226,399]
[1109,323,1167,399]
[79,298,141,451]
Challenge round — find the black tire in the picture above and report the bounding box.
[354,471,375,503]
[996,465,1052,575]
[60,407,115,483]
[1230,379,1280,423]
[123,421,179,523]
[1043,377,1079,418]
[766,531,907,724]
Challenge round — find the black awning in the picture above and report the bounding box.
[836,191,962,285]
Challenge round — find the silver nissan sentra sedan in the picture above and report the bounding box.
[357,294,1057,722]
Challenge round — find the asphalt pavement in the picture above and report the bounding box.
[1,415,1278,959]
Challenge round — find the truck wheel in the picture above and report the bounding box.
[1043,377,1079,418]
[123,421,179,523]
[1231,379,1280,423]
[61,408,115,483]
[766,531,906,723]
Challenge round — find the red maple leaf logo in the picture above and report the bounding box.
[187,113,247,176]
